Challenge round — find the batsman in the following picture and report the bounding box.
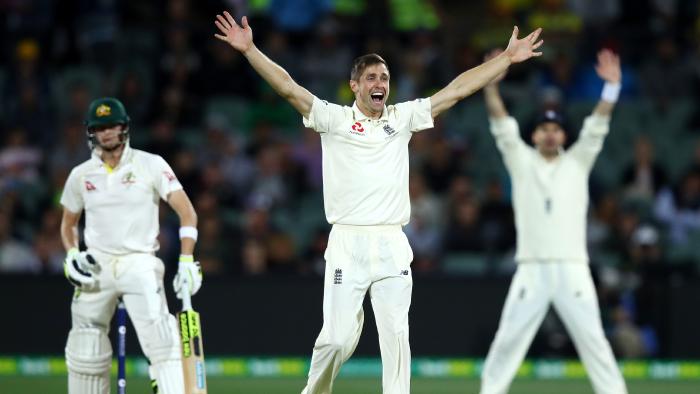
[60,97,202,394]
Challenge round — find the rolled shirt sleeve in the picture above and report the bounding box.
[395,97,434,133]
[303,96,348,134]
[151,155,183,201]
[60,168,84,214]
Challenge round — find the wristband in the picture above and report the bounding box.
[179,226,198,241]
[601,82,621,103]
[179,254,194,263]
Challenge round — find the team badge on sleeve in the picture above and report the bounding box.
[163,171,177,182]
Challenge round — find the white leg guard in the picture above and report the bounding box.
[65,327,112,394]
[153,360,186,394]
[141,314,184,394]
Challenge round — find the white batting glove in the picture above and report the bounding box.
[63,248,100,291]
[173,255,203,298]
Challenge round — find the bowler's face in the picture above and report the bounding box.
[532,122,566,156]
[350,63,390,118]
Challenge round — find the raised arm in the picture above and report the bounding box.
[569,49,622,168]
[430,26,543,118]
[482,49,509,119]
[591,49,622,117]
[214,12,314,118]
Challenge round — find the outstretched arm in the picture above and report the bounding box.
[430,26,543,118]
[592,49,622,116]
[214,12,313,118]
[482,49,509,119]
[569,49,622,168]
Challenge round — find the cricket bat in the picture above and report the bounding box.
[178,289,207,393]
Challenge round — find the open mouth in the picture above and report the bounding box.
[370,92,384,104]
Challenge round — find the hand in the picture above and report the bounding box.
[173,258,203,298]
[484,49,507,86]
[214,11,253,53]
[595,48,621,84]
[64,248,100,291]
[504,26,543,64]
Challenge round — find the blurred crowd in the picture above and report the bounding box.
[2,0,700,358]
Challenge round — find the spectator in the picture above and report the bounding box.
[620,135,668,200]
[654,169,700,245]
[0,209,41,273]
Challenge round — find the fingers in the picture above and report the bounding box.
[529,28,542,43]
[242,15,249,28]
[216,14,230,30]
[532,39,544,50]
[511,25,519,39]
[223,10,238,28]
[215,19,226,32]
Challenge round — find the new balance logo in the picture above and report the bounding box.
[334,269,342,284]
[400,270,409,276]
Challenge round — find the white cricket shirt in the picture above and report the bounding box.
[303,96,433,225]
[60,143,183,255]
[490,114,610,263]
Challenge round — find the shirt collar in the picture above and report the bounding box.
[91,141,133,170]
[352,101,389,122]
[536,146,564,163]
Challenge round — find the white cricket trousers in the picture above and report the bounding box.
[69,251,183,394]
[480,262,627,394]
[302,224,414,394]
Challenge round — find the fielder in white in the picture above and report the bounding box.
[479,49,628,394]
[214,11,543,394]
[60,97,202,394]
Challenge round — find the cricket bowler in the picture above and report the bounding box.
[479,49,628,394]
[60,97,202,394]
[214,11,543,394]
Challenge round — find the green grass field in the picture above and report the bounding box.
[2,376,699,394]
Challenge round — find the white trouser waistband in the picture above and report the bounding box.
[331,223,402,233]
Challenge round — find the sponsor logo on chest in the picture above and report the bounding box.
[347,121,399,140]
[349,121,365,136]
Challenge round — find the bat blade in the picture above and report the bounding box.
[178,308,207,394]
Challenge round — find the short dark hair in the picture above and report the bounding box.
[350,53,389,81]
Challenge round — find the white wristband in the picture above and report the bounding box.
[179,226,198,241]
[601,82,621,103]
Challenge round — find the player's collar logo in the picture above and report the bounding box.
[96,104,111,117]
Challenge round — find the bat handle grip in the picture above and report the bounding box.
[181,287,192,311]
